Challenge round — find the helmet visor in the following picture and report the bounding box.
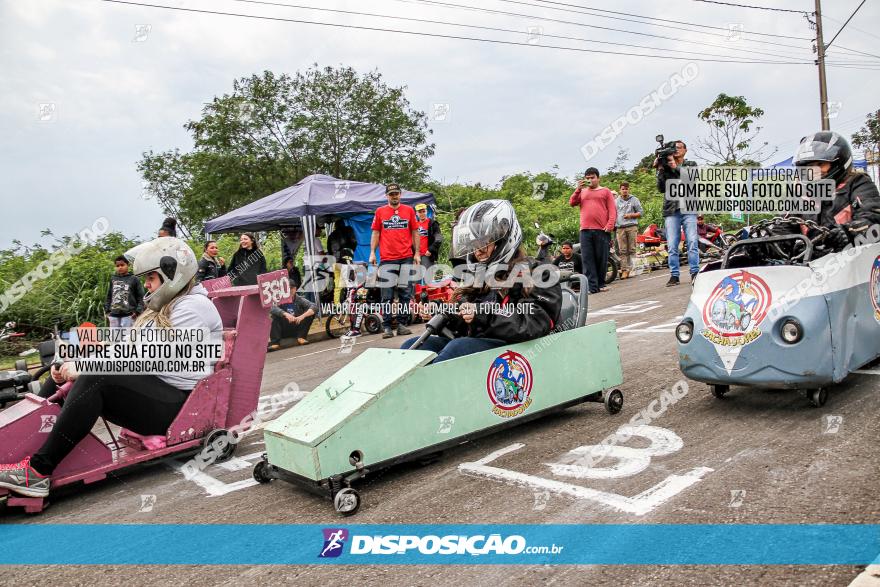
[794,137,841,166]
[451,215,510,258]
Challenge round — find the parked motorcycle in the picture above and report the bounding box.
[534,223,618,284]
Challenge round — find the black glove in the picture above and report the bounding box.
[825,226,850,250]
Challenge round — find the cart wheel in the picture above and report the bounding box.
[711,384,729,399]
[604,389,623,414]
[14,359,27,372]
[203,429,236,462]
[333,488,361,516]
[364,315,382,334]
[253,459,273,484]
[809,388,828,408]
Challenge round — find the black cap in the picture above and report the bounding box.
[385,183,401,195]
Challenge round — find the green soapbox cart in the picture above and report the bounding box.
[253,275,624,514]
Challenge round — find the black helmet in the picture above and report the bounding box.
[794,131,853,184]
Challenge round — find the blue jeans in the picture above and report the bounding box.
[401,335,505,363]
[664,212,700,277]
[379,257,414,329]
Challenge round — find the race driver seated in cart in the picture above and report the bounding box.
[0,237,223,498]
[400,199,562,363]
[760,132,880,257]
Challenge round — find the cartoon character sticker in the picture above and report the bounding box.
[871,255,880,323]
[701,271,772,347]
[487,350,533,418]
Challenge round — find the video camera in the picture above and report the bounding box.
[655,134,677,167]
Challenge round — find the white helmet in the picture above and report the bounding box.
[125,237,197,311]
[452,199,523,274]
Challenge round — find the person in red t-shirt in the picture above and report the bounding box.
[569,167,617,294]
[370,183,420,338]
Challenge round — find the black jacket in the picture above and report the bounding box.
[425,219,443,258]
[105,273,145,316]
[196,256,227,282]
[447,261,562,344]
[815,172,880,234]
[656,160,696,217]
[229,248,267,286]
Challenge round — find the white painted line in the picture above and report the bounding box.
[166,461,259,497]
[283,339,371,360]
[853,370,880,376]
[460,455,712,516]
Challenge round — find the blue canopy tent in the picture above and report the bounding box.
[205,174,435,309]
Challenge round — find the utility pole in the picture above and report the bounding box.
[814,0,830,130]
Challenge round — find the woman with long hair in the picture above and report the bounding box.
[196,240,227,282]
[229,233,267,286]
[0,238,223,497]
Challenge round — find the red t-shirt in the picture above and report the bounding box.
[371,204,417,261]
[415,218,431,255]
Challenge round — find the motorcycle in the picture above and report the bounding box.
[0,323,59,408]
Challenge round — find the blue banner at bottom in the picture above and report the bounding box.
[0,525,877,565]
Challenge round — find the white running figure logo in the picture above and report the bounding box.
[321,530,346,557]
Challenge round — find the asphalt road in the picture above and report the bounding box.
[4,270,879,586]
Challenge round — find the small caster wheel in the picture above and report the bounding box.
[14,359,27,372]
[809,388,828,408]
[711,384,729,399]
[333,488,361,516]
[604,389,623,414]
[253,459,273,484]
[203,429,236,462]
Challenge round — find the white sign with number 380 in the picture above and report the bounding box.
[257,270,293,308]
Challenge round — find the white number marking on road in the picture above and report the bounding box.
[546,425,683,479]
[590,301,663,317]
[459,427,713,516]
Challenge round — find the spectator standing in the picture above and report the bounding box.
[267,280,317,351]
[196,241,227,282]
[615,182,643,280]
[104,255,145,327]
[414,203,443,281]
[656,140,699,286]
[569,167,617,294]
[370,183,420,338]
[229,233,267,286]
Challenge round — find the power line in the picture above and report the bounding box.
[521,0,811,40]
[688,0,806,14]
[99,0,816,65]
[226,0,807,63]
[398,0,815,59]
[824,0,866,50]
[824,13,880,43]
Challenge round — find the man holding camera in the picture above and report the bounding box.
[569,167,617,294]
[655,139,699,286]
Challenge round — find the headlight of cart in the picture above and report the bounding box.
[780,319,803,344]
[675,320,693,344]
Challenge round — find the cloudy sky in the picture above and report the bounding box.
[2,0,878,247]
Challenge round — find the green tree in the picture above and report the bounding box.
[139,66,435,234]
[851,109,880,162]
[696,93,776,165]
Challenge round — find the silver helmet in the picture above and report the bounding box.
[125,237,197,311]
[452,199,523,274]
